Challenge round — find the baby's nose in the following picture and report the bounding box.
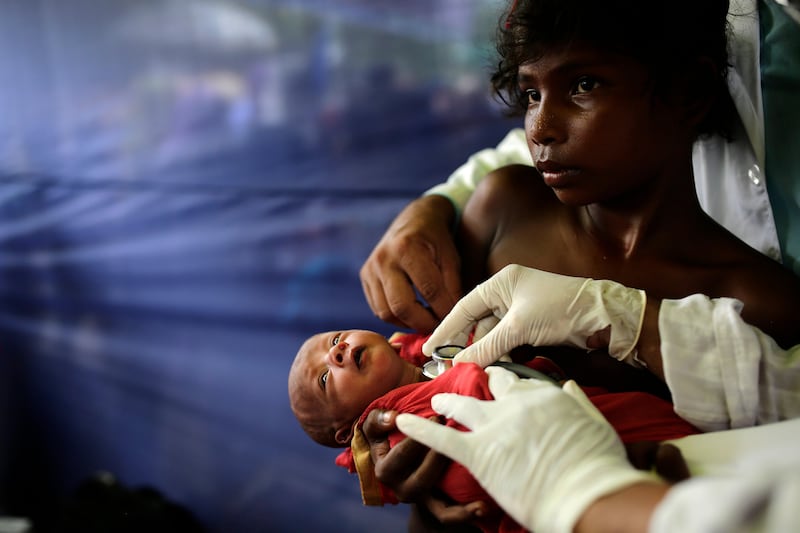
[327,341,348,365]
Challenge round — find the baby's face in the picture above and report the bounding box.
[290,330,418,432]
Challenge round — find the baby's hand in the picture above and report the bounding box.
[364,409,484,526]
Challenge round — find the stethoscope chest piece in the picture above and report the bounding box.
[422,345,464,379]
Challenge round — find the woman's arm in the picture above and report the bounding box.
[359,129,530,333]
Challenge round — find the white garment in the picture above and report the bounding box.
[424,128,531,218]
[655,292,800,533]
[650,439,800,533]
[660,295,800,431]
[426,0,783,263]
[654,417,800,533]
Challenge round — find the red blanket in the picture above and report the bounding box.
[336,335,699,533]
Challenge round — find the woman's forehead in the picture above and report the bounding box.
[519,45,630,70]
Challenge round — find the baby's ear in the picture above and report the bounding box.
[335,423,355,446]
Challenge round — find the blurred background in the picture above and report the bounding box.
[0,1,516,531]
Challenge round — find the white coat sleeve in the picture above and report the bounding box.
[659,294,800,431]
[424,128,530,215]
[649,447,800,533]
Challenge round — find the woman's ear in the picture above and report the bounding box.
[335,423,355,446]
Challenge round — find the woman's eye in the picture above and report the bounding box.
[525,88,540,104]
[574,77,599,94]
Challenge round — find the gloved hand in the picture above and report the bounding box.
[396,367,657,533]
[422,264,646,367]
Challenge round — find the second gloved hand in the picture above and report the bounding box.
[422,264,646,367]
[396,367,657,533]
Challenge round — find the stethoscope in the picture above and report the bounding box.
[421,345,462,379]
[423,345,559,384]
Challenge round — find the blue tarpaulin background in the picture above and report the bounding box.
[0,1,516,531]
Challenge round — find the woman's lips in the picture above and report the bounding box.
[536,161,579,187]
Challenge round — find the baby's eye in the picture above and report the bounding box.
[320,370,329,390]
[574,76,599,94]
[332,334,340,346]
[525,88,540,104]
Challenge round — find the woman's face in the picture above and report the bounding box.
[519,45,687,206]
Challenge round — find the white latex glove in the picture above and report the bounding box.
[396,367,656,533]
[422,264,646,367]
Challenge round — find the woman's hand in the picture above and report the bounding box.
[362,409,486,525]
[362,409,448,501]
[360,195,462,333]
[625,441,690,484]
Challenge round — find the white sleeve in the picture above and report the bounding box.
[424,128,530,215]
[649,447,800,533]
[659,294,800,431]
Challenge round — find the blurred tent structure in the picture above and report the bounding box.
[114,0,279,53]
[0,0,516,531]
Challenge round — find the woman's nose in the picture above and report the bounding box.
[528,99,564,146]
[327,341,348,366]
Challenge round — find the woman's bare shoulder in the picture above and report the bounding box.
[457,165,561,288]
[663,221,800,346]
[470,164,555,211]
[717,250,800,347]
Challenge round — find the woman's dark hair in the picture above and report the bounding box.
[490,0,736,139]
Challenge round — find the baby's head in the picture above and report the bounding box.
[491,0,734,139]
[288,329,421,448]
